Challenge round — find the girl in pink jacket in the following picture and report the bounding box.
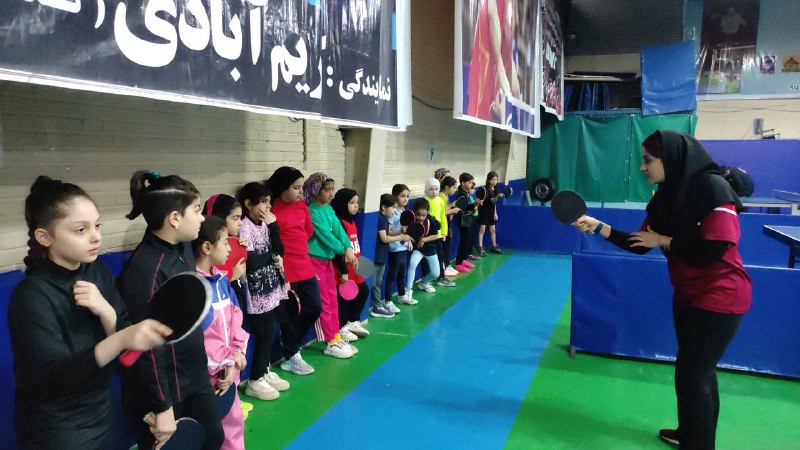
[193,215,250,450]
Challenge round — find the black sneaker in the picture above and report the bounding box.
[490,246,503,254]
[477,247,486,256]
[658,428,679,446]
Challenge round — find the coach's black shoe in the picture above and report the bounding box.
[658,428,679,446]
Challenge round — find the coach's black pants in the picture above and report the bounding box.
[673,306,742,450]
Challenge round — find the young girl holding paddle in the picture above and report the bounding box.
[572,131,751,449]
[118,170,224,450]
[193,215,249,450]
[331,187,371,341]
[304,172,358,359]
[9,177,171,450]
[236,182,291,400]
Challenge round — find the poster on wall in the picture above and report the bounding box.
[454,0,541,137]
[690,0,800,98]
[0,0,409,129]
[539,0,563,119]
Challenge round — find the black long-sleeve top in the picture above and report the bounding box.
[607,227,730,263]
[117,232,209,414]
[8,258,128,449]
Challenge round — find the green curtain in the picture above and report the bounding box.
[528,113,696,202]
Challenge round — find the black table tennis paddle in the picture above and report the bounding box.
[143,412,205,450]
[551,190,593,235]
[475,186,487,201]
[399,210,415,226]
[120,273,212,367]
[354,256,377,278]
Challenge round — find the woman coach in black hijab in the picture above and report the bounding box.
[574,130,751,450]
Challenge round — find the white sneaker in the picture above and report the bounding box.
[385,301,401,314]
[418,282,436,293]
[444,266,459,277]
[324,339,354,359]
[280,352,315,375]
[397,293,418,305]
[340,326,359,342]
[342,340,359,355]
[244,375,279,401]
[265,370,290,391]
[345,321,370,337]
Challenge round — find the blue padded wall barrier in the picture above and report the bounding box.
[572,252,800,378]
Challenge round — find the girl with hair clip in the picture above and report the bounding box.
[477,171,507,255]
[236,182,291,400]
[331,188,371,340]
[405,198,443,296]
[573,131,751,449]
[266,167,321,376]
[304,173,358,359]
[9,176,171,450]
[117,170,224,450]
[192,216,249,450]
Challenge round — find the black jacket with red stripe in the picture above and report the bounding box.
[118,232,209,413]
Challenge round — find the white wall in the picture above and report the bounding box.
[0,80,345,272]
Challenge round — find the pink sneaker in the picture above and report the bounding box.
[463,260,475,269]
[455,264,470,273]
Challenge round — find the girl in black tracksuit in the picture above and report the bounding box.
[118,170,223,450]
[9,177,171,450]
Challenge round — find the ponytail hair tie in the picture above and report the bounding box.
[148,171,161,179]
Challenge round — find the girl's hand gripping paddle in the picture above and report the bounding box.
[120,273,212,367]
[338,279,359,300]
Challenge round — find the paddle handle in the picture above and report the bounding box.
[120,349,144,367]
[583,229,594,236]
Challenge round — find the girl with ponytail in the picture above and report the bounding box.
[117,170,224,450]
[8,176,171,449]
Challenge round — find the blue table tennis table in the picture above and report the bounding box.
[742,190,800,215]
[763,225,800,268]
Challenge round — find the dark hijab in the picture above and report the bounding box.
[645,130,742,238]
[332,188,358,223]
[266,166,304,198]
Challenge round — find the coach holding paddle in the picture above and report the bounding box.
[572,131,751,450]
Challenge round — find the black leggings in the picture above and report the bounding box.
[338,281,368,327]
[385,251,408,300]
[129,387,224,450]
[673,306,743,450]
[456,225,473,265]
[244,309,278,381]
[280,277,322,358]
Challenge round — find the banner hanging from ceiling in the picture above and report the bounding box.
[539,0,564,119]
[454,0,542,137]
[0,0,410,129]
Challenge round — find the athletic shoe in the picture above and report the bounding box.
[397,292,419,305]
[324,339,354,359]
[418,282,436,293]
[340,326,359,342]
[490,246,503,254]
[386,301,401,314]
[241,401,254,420]
[280,352,315,375]
[468,254,482,261]
[462,260,475,269]
[265,370,290,391]
[436,278,456,287]
[370,305,395,318]
[477,247,487,256]
[244,375,279,400]
[444,266,459,277]
[345,321,370,337]
[455,264,470,273]
[343,340,359,355]
[658,429,679,446]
